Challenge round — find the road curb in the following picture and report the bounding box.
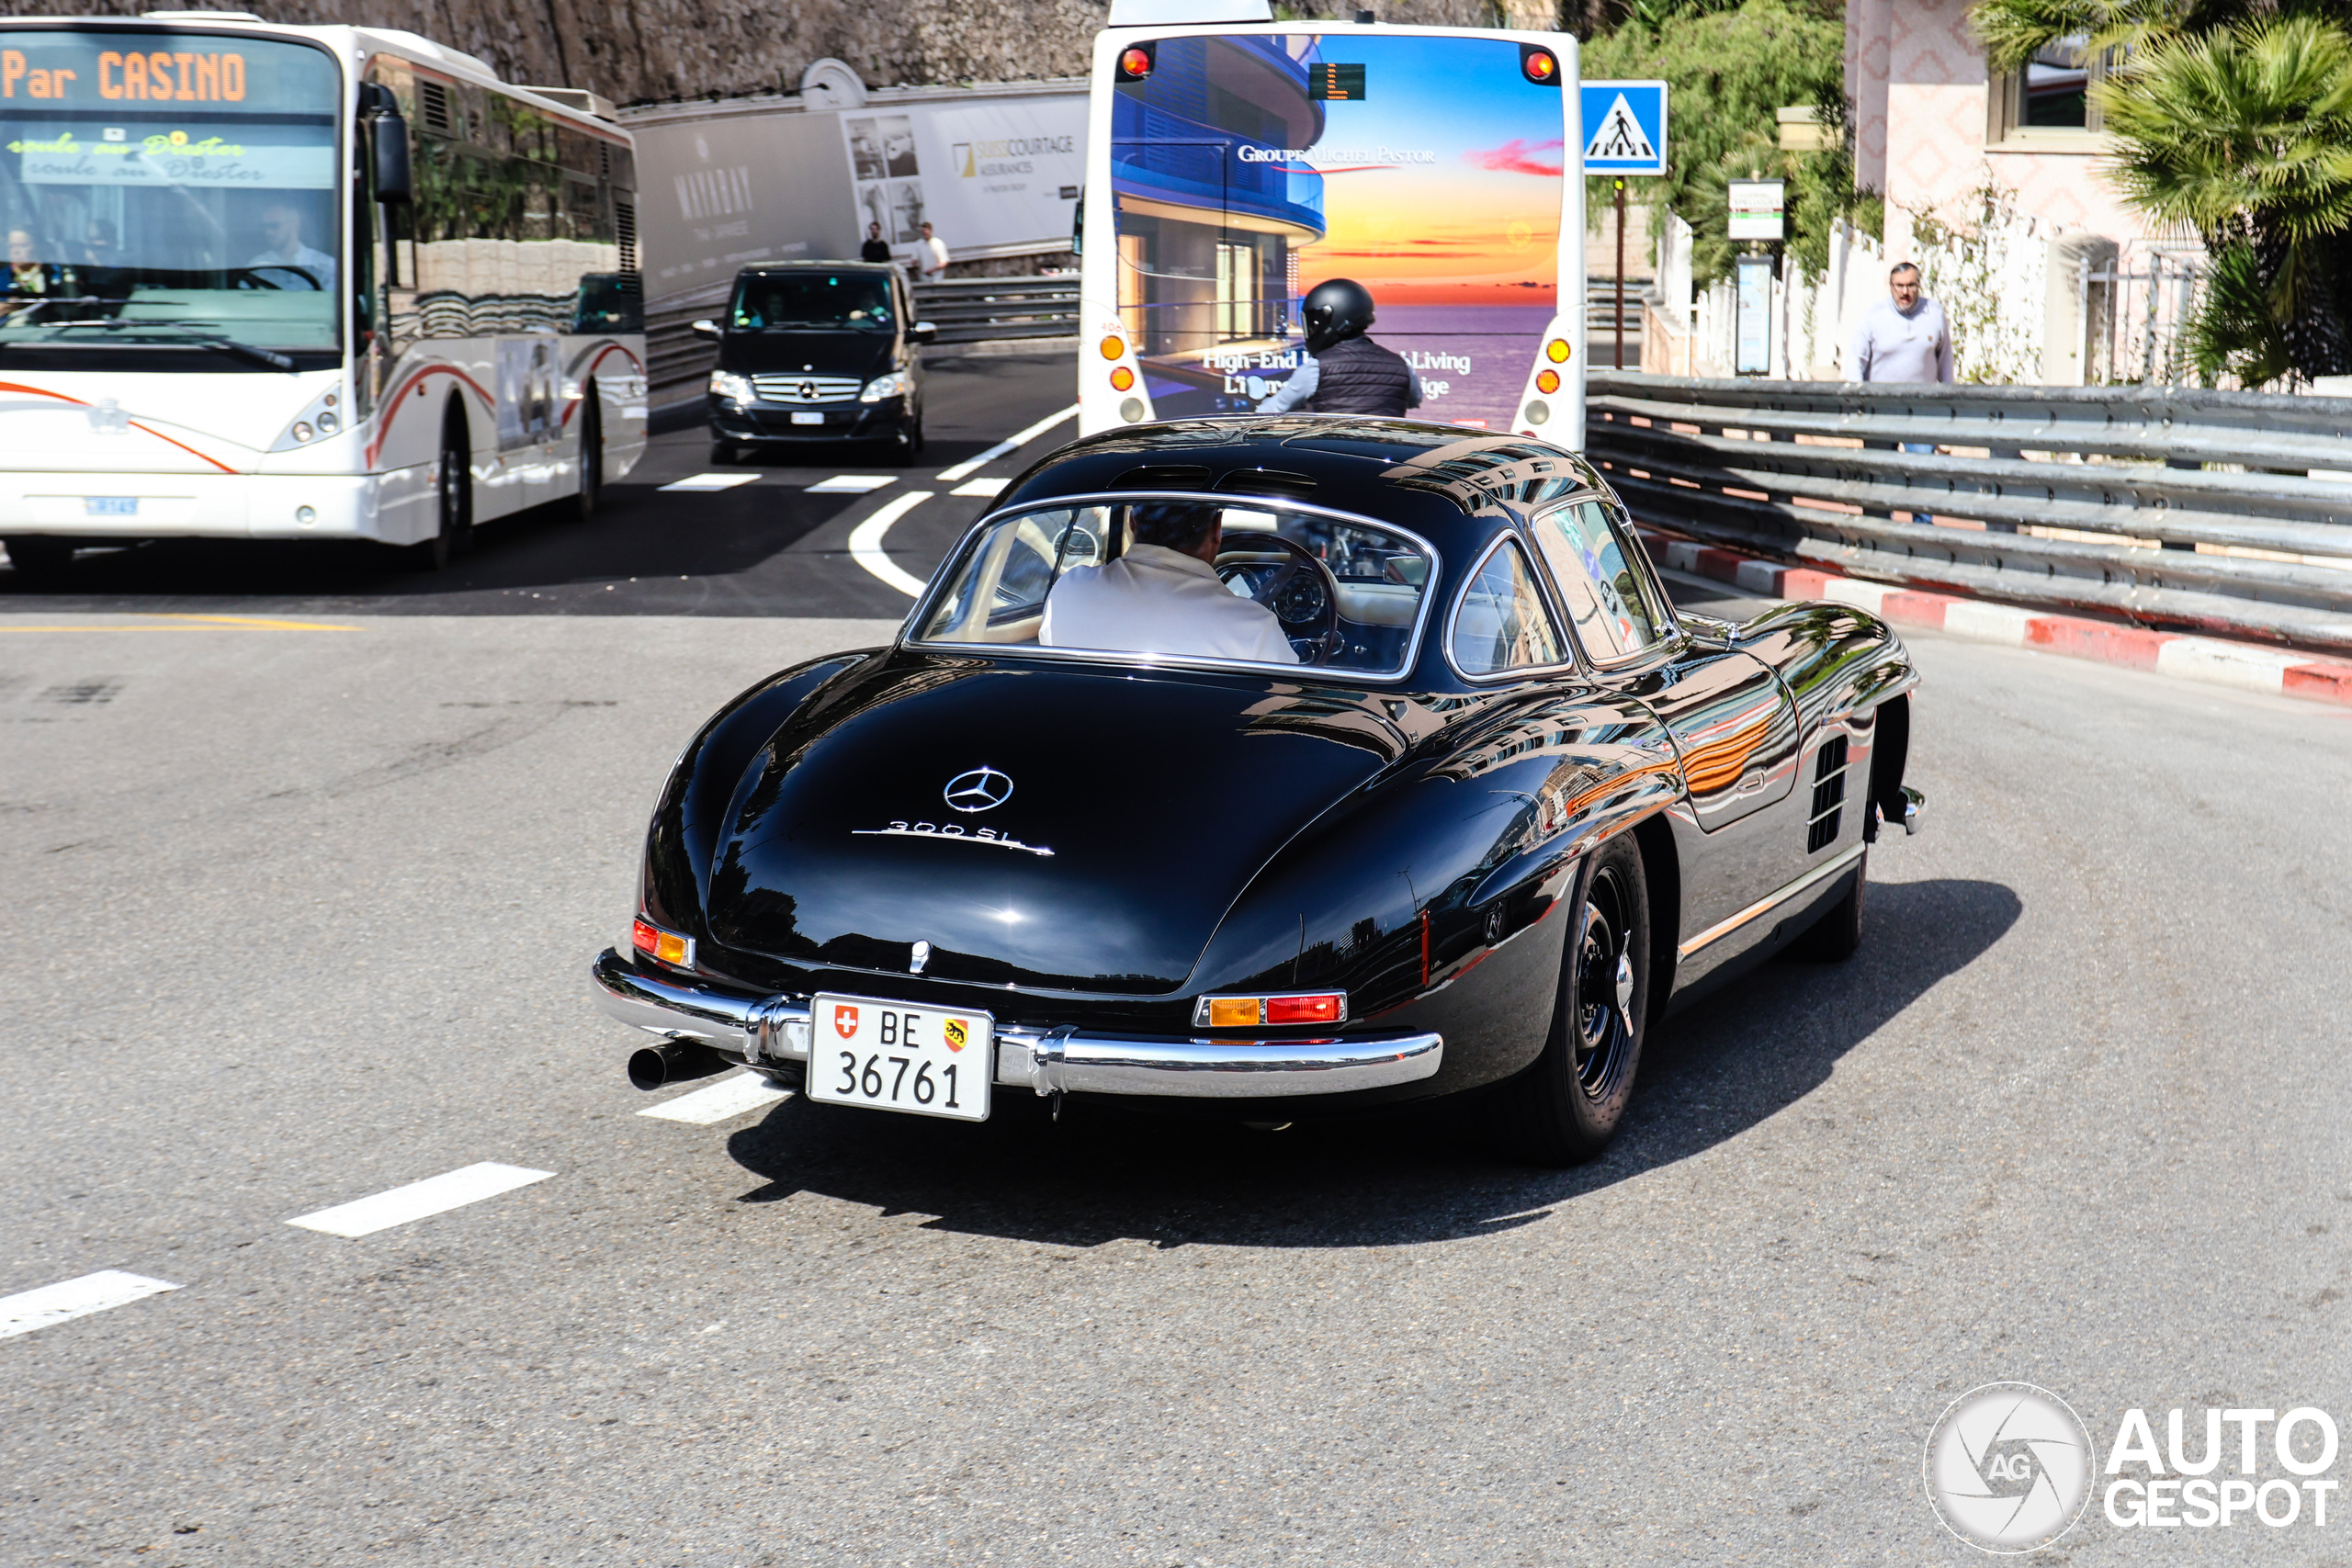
[1641,531,2352,710]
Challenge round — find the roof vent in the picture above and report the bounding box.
[1215,468,1316,500]
[1114,465,1213,490]
[417,80,454,138]
[522,85,618,120]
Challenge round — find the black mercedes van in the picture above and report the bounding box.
[694,263,935,463]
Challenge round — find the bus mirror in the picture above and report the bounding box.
[371,112,413,204]
[910,321,938,344]
[690,319,721,341]
[1070,186,1083,257]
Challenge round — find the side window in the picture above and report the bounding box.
[1529,498,1668,663]
[1451,538,1564,677]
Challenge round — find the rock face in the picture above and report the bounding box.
[10,0,1566,105]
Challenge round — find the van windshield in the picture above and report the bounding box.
[729,274,896,332]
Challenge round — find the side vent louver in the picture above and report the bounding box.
[615,200,638,273]
[1806,734,1849,853]
[418,80,454,137]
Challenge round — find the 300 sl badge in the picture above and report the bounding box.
[852,820,1055,856]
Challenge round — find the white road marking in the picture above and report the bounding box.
[847,491,935,598]
[950,477,1009,498]
[1,1270,177,1340]
[638,1071,793,1124]
[808,474,899,494]
[934,402,1078,482]
[286,1162,554,1239]
[659,472,762,492]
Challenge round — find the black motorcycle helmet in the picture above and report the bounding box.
[1300,277,1375,355]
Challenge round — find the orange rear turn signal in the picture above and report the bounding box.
[1206,997,1258,1027]
[1545,338,1571,364]
[1110,366,1136,391]
[632,917,694,967]
[1535,368,1560,394]
[1100,335,1126,360]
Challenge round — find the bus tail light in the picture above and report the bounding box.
[1520,45,1559,85]
[1100,335,1126,360]
[1546,338,1571,364]
[1119,45,1154,80]
[1535,368,1560,393]
[1110,367,1135,391]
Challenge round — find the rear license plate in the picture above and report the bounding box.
[807,993,991,1122]
[85,496,138,516]
[791,411,825,425]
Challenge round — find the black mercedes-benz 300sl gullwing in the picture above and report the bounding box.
[592,418,1924,1163]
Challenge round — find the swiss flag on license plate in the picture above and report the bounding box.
[833,1004,860,1039]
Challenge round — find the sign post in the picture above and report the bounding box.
[1580,81,1668,372]
[1726,179,1785,376]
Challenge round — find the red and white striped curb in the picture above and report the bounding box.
[1642,534,2352,710]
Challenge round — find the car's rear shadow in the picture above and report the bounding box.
[724,875,2022,1248]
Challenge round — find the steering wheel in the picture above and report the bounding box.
[1214,533,1341,663]
[227,267,287,290]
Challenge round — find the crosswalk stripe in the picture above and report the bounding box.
[285,1162,554,1239]
[638,1071,794,1124]
[1,1270,177,1340]
[659,472,762,492]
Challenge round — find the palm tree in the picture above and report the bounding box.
[1970,0,2352,383]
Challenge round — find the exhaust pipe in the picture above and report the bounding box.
[628,1039,725,1091]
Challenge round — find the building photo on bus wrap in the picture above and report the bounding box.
[1,0,2349,1561]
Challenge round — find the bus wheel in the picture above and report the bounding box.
[4,536,74,582]
[571,381,603,523]
[416,412,472,571]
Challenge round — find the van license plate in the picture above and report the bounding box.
[85,496,139,516]
[807,993,991,1122]
[791,411,824,425]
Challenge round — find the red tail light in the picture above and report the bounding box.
[1266,993,1344,1025]
[1119,46,1153,79]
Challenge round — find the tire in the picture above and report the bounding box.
[415,410,471,571]
[4,536,74,581]
[570,380,603,522]
[1491,832,1653,1165]
[1789,850,1866,961]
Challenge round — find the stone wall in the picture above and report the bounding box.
[15,0,1579,107]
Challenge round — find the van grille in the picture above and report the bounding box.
[752,374,861,403]
[1806,734,1849,853]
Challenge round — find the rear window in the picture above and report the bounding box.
[912,499,1436,675]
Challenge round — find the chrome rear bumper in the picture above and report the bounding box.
[591,949,1442,1100]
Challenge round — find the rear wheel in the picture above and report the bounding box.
[415,410,471,571]
[1491,832,1652,1165]
[570,379,603,522]
[1789,851,1866,961]
[4,536,74,582]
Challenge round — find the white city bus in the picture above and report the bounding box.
[1076,0,1582,442]
[0,16,646,577]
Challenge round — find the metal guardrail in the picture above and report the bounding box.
[910,275,1081,344]
[643,274,1080,409]
[1585,371,2352,652]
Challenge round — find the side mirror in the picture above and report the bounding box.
[909,321,938,345]
[690,319,721,341]
[369,110,413,203]
[1070,185,1083,257]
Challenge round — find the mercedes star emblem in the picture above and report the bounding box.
[797,380,817,400]
[943,767,1013,814]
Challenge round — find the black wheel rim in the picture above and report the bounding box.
[1573,866,1636,1102]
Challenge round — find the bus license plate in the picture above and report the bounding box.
[791,411,824,425]
[85,496,139,516]
[808,994,991,1122]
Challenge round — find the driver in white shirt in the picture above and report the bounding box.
[1039,501,1299,665]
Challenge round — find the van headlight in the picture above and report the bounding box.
[860,370,913,403]
[709,371,753,404]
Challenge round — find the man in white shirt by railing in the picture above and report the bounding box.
[1852,261,1953,522]
[1039,501,1298,665]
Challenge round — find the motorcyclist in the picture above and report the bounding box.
[1255,277,1423,416]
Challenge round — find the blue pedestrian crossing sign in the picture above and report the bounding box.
[1580,80,1668,175]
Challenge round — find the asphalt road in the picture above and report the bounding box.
[5,375,2350,1565]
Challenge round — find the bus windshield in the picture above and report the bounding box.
[0,30,343,357]
[1108,31,1566,430]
